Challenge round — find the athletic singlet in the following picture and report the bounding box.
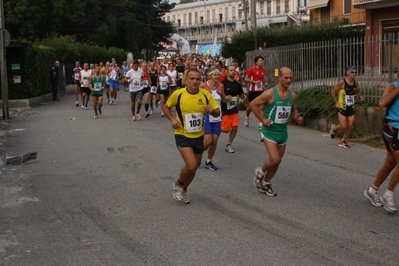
[384,82,399,128]
[122,65,129,76]
[204,82,222,123]
[73,67,82,81]
[159,74,169,91]
[167,70,177,86]
[218,68,227,83]
[149,70,158,86]
[80,69,92,87]
[142,71,150,88]
[102,68,110,84]
[91,74,103,96]
[338,79,356,111]
[166,88,219,139]
[263,86,293,132]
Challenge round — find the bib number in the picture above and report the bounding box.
[94,82,102,91]
[160,81,168,90]
[74,73,79,80]
[185,113,203,132]
[255,82,263,91]
[227,96,237,110]
[345,95,355,106]
[110,70,117,81]
[274,106,291,124]
[143,80,149,87]
[150,86,157,94]
[82,77,89,87]
[133,79,140,88]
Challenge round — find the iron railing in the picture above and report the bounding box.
[244,34,399,104]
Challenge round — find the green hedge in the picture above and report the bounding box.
[38,36,127,64]
[222,24,365,63]
[3,45,56,99]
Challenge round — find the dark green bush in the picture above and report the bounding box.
[3,45,55,99]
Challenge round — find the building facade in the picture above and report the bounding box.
[163,0,310,53]
[307,0,365,24]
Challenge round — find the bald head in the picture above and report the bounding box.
[278,67,292,77]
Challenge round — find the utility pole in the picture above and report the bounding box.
[243,0,248,31]
[0,0,8,119]
[250,0,257,49]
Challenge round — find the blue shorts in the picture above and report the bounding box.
[204,121,222,136]
[109,80,119,90]
[104,83,110,89]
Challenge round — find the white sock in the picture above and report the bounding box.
[369,186,378,194]
[384,190,394,198]
[262,180,269,186]
[206,159,211,163]
[258,169,265,176]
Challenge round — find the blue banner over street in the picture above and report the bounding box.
[199,43,221,55]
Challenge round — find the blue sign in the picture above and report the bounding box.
[199,43,221,55]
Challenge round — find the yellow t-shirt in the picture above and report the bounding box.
[166,87,219,138]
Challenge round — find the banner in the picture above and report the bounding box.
[199,43,221,55]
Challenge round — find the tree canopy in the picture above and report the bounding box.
[4,0,176,53]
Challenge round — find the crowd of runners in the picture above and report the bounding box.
[66,54,399,213]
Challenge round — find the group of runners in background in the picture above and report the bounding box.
[68,54,399,213]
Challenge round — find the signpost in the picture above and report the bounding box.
[0,0,10,119]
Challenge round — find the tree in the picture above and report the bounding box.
[4,0,175,54]
[179,0,195,3]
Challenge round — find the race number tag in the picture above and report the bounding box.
[178,72,183,78]
[150,86,157,94]
[94,82,102,91]
[185,113,203,132]
[143,80,149,87]
[255,82,263,91]
[133,79,140,88]
[160,81,168,90]
[110,70,117,81]
[74,73,79,80]
[82,77,89,87]
[345,95,355,106]
[227,96,237,110]
[274,106,292,124]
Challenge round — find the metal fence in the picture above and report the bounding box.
[244,33,399,104]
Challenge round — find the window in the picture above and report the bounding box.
[276,0,280,15]
[225,6,228,21]
[260,1,264,9]
[212,9,215,22]
[232,6,236,18]
[177,19,181,27]
[167,16,170,22]
[173,15,175,22]
[343,0,351,14]
[195,12,198,24]
[207,10,210,23]
[219,14,223,22]
[267,0,271,15]
[285,0,289,13]
[183,14,186,25]
[200,16,204,24]
[188,13,192,25]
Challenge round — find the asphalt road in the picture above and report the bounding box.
[0,90,398,266]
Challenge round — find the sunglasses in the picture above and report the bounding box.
[350,71,357,74]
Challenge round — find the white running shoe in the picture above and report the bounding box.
[259,122,262,131]
[244,116,249,127]
[380,194,398,212]
[225,145,235,153]
[150,110,154,115]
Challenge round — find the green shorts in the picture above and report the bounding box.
[260,129,288,146]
